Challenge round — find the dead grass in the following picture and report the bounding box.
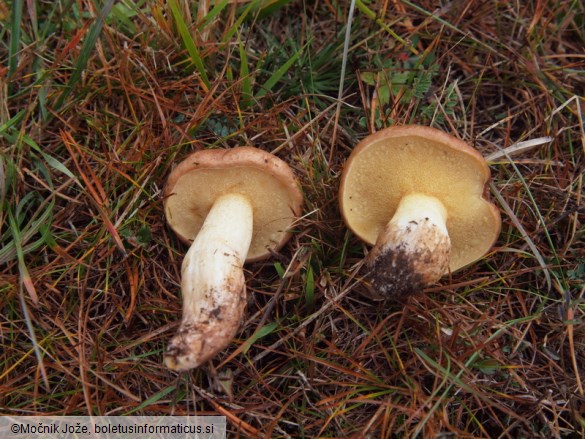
[1,0,584,437]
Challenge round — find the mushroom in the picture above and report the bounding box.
[339,125,501,300]
[163,147,303,371]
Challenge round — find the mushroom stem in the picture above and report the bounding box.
[367,193,451,299]
[164,193,253,371]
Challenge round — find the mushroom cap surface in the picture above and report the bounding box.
[164,147,303,262]
[339,125,501,272]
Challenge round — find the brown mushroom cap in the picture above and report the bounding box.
[339,125,501,272]
[164,147,303,262]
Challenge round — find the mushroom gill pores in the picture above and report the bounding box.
[163,148,303,371]
[339,125,501,300]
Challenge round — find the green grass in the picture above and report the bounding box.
[1,0,584,437]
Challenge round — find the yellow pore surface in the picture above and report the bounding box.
[165,166,299,261]
[340,134,500,271]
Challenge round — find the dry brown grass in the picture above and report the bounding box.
[1,0,584,437]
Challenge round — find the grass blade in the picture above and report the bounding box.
[255,44,305,99]
[168,0,210,91]
[7,210,38,305]
[0,202,54,265]
[238,37,253,107]
[304,265,315,310]
[124,386,177,414]
[242,322,279,354]
[18,282,49,388]
[0,110,26,134]
[197,0,230,30]
[54,0,115,111]
[221,0,259,43]
[355,0,417,54]
[7,0,24,92]
[489,181,552,291]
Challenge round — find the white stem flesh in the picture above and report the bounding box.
[367,193,451,299]
[164,193,253,371]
